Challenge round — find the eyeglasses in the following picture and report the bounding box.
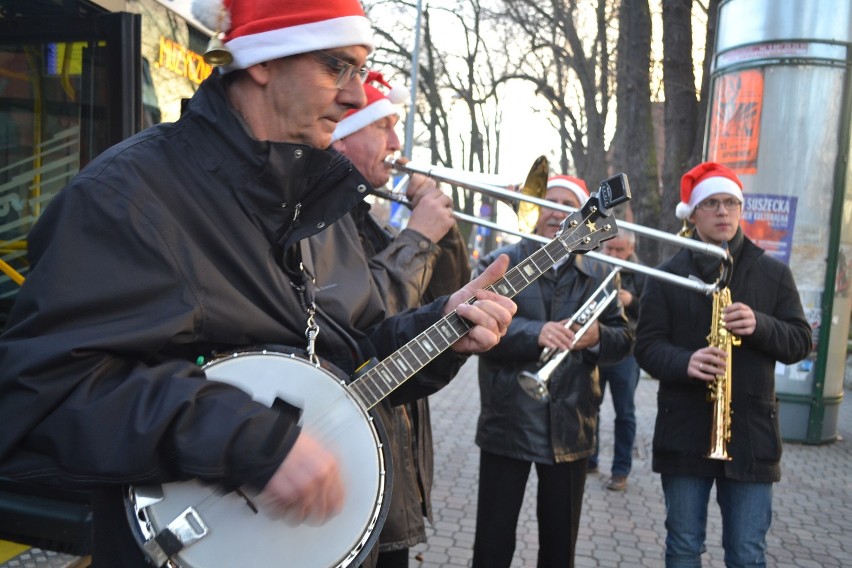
[312,51,369,89]
[697,197,742,212]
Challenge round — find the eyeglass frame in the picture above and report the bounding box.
[696,197,742,212]
[311,51,369,89]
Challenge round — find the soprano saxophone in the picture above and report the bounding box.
[705,286,741,460]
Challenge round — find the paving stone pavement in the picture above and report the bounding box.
[410,357,852,567]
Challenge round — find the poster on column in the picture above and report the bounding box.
[707,69,764,175]
[740,194,797,265]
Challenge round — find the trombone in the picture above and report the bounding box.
[517,268,621,402]
[380,155,545,234]
[377,157,729,295]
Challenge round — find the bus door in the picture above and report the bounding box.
[0,11,142,323]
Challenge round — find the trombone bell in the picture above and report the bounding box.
[381,156,549,236]
[516,155,548,234]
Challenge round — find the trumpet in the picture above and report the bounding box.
[517,269,621,402]
[375,158,731,296]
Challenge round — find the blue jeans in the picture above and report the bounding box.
[661,474,773,568]
[590,355,639,475]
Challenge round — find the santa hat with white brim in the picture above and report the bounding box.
[546,175,589,207]
[676,162,744,220]
[332,71,407,142]
[192,0,375,73]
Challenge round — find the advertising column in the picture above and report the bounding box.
[708,0,851,443]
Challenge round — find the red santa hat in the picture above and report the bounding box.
[547,175,589,206]
[331,71,407,142]
[192,0,374,73]
[676,162,744,220]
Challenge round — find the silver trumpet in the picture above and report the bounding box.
[517,268,621,402]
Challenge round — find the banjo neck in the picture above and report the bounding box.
[350,183,625,410]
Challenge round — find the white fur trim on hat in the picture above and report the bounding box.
[332,99,398,142]
[223,16,374,72]
[676,176,744,220]
[546,178,588,208]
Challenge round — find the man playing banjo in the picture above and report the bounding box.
[0,1,515,566]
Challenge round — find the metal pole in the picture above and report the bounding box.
[403,0,423,158]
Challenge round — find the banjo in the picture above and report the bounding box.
[126,175,630,568]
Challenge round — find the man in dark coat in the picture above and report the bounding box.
[310,70,470,568]
[471,175,632,568]
[635,162,812,568]
[0,2,515,566]
[589,228,647,491]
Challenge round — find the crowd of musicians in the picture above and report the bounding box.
[0,1,813,567]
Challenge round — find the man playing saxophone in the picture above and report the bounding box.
[634,162,812,568]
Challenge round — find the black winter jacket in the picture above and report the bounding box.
[475,240,632,463]
[635,232,812,482]
[0,75,464,566]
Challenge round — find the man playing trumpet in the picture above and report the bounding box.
[471,175,631,568]
[634,162,812,567]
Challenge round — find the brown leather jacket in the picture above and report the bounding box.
[307,203,470,553]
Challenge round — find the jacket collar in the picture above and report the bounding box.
[182,75,372,250]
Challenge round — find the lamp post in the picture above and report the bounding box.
[403,0,423,158]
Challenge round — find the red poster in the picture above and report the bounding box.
[707,69,764,175]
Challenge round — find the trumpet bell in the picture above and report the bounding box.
[516,155,548,234]
[518,370,550,402]
[204,36,233,66]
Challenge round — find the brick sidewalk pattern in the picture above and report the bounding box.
[412,357,852,567]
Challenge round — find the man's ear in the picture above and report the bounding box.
[244,61,272,86]
[331,139,346,153]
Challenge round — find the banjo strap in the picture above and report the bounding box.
[291,242,320,366]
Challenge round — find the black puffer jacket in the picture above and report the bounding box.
[475,240,631,463]
[635,231,812,482]
[0,74,464,566]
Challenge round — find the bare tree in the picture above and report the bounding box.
[656,0,720,257]
[492,0,618,185]
[365,0,507,244]
[691,0,720,165]
[609,0,663,264]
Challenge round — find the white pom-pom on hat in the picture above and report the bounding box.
[675,201,694,220]
[332,71,408,142]
[386,84,409,105]
[191,0,229,32]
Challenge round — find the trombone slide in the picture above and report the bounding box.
[376,157,729,295]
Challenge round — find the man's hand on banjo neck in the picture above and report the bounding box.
[259,255,516,522]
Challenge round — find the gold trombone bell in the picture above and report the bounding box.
[516,155,548,234]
